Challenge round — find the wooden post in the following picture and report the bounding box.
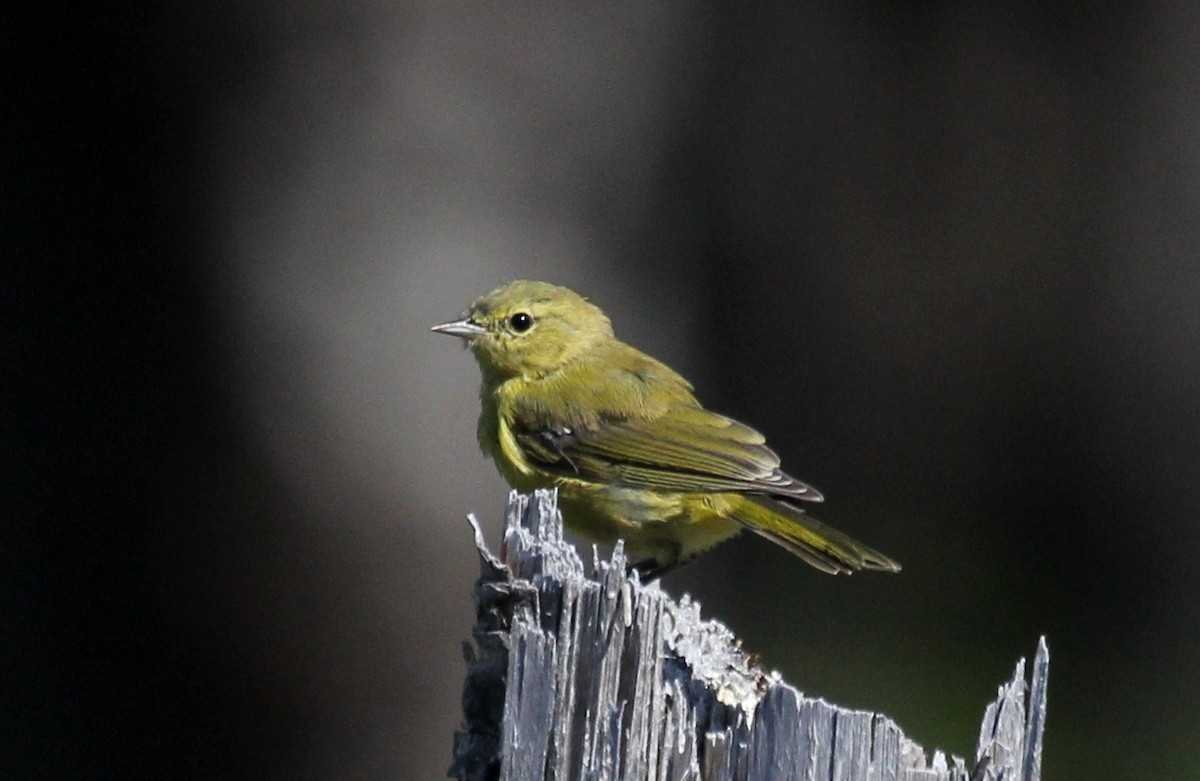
[450,489,1049,781]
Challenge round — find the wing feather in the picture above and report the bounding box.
[515,406,823,502]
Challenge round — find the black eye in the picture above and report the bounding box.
[509,312,533,332]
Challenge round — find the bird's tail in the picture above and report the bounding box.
[729,496,901,575]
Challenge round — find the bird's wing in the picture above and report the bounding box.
[515,403,823,502]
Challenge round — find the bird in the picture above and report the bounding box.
[432,280,900,581]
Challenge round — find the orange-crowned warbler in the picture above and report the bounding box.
[433,280,900,581]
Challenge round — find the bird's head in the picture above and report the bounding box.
[432,280,614,380]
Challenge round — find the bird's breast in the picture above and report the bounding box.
[477,395,549,493]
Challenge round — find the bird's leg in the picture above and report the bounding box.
[628,557,669,583]
[627,545,698,583]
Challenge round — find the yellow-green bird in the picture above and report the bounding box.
[432,280,900,581]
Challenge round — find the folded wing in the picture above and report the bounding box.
[515,404,823,503]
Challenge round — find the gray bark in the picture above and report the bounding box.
[450,489,1049,781]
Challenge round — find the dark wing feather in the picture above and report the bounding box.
[515,405,823,502]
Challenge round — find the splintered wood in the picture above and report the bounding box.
[450,490,1049,781]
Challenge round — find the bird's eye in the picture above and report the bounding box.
[509,312,534,332]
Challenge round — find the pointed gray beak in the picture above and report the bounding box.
[430,318,486,338]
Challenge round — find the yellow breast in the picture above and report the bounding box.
[477,387,549,494]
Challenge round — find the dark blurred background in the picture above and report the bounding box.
[8,3,1199,779]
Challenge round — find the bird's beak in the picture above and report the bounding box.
[430,317,486,339]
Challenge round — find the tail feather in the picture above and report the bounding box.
[730,497,901,575]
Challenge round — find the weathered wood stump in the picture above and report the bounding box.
[450,489,1049,781]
